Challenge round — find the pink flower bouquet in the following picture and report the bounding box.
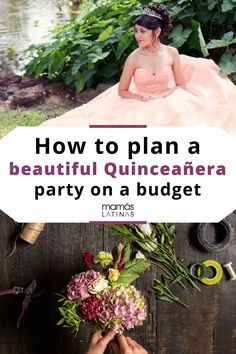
[57,244,150,334]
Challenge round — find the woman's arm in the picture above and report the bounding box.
[118,54,144,100]
[172,48,186,90]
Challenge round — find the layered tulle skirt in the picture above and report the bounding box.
[42,55,236,135]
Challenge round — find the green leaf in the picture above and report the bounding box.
[91,20,114,29]
[135,240,152,252]
[115,271,139,284]
[168,225,176,237]
[65,69,74,86]
[98,26,113,42]
[71,54,89,75]
[157,295,175,302]
[161,234,165,245]
[88,50,110,63]
[24,57,39,75]
[115,258,150,285]
[74,72,85,93]
[222,0,234,12]
[207,0,218,11]
[219,49,236,75]
[207,31,236,49]
[123,258,151,274]
[59,307,65,316]
[190,20,209,57]
[83,68,97,84]
[57,318,65,325]
[76,1,96,22]
[124,243,131,264]
[116,32,133,60]
[168,24,192,48]
[171,275,183,284]
[76,39,94,47]
[34,57,49,77]
[41,43,58,57]
[48,50,65,74]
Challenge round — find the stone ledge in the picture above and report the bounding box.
[0,72,115,110]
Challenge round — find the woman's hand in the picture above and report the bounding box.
[112,334,148,354]
[139,94,152,102]
[85,330,115,354]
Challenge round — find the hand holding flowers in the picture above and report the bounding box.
[85,330,115,354]
[85,331,148,354]
[112,335,148,354]
[57,243,150,335]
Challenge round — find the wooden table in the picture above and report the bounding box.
[0,210,236,354]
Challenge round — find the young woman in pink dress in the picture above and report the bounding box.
[42,3,236,135]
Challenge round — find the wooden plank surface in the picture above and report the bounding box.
[0,210,236,354]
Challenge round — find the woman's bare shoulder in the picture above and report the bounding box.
[127,48,141,61]
[164,44,179,57]
[124,48,141,67]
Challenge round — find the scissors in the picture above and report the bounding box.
[0,279,43,328]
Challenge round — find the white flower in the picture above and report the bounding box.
[135,251,146,260]
[89,277,109,294]
[137,223,152,235]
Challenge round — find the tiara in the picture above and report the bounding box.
[143,7,163,20]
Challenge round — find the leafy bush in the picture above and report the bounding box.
[24,0,143,92]
[23,0,236,92]
[163,0,236,81]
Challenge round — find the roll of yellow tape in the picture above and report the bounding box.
[197,260,223,285]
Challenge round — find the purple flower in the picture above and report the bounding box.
[67,270,102,300]
[98,285,147,333]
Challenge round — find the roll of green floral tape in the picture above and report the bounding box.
[197,260,223,285]
[189,262,208,279]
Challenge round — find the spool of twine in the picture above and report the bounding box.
[6,223,46,259]
[19,223,46,244]
[197,217,234,252]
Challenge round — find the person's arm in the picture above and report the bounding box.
[118,54,151,101]
[172,48,186,90]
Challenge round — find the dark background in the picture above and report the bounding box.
[0,210,236,354]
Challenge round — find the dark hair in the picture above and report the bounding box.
[135,3,172,39]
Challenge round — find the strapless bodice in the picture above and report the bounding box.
[42,54,236,136]
[133,66,175,94]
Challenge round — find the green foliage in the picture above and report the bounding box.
[110,223,200,306]
[153,279,188,307]
[109,242,150,284]
[23,0,142,92]
[116,258,151,284]
[123,243,131,263]
[23,0,236,92]
[161,0,236,76]
[57,296,85,334]
[219,48,236,75]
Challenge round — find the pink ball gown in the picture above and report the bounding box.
[42,55,236,135]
